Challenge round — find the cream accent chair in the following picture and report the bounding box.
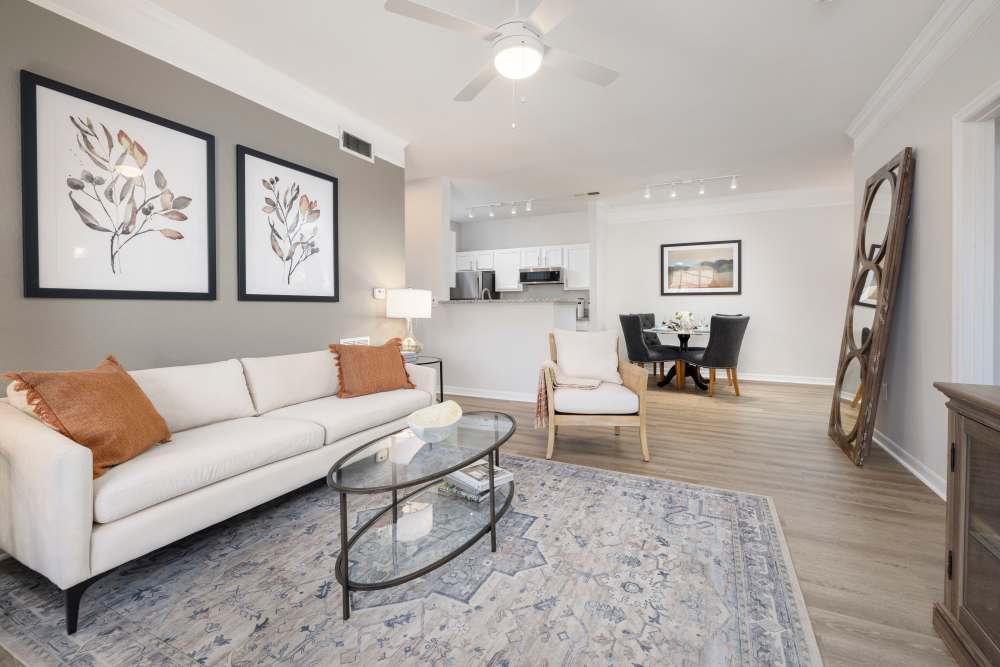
[543,332,649,462]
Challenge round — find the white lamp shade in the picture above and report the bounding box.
[386,288,432,319]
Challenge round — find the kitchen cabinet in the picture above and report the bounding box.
[493,249,522,291]
[520,247,542,268]
[475,251,495,270]
[455,252,475,271]
[563,244,590,290]
[542,246,564,267]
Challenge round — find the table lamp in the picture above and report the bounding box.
[386,288,432,354]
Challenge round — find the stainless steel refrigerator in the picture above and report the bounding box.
[450,270,498,300]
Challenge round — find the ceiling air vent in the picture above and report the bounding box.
[340,129,374,163]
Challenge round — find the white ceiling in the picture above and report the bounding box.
[146,0,942,210]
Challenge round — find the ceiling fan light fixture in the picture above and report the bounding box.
[493,31,543,80]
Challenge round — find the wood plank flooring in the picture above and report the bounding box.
[455,378,954,667]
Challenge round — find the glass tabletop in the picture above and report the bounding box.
[328,411,515,494]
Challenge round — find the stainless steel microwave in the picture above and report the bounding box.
[519,268,563,284]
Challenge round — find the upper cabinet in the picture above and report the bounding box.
[520,247,542,268]
[475,251,495,271]
[563,244,590,290]
[493,249,522,291]
[455,252,476,271]
[542,246,564,268]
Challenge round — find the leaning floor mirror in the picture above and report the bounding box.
[829,148,915,465]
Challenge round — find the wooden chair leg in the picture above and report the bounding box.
[731,369,741,396]
[639,418,650,462]
[675,360,685,390]
[546,422,556,459]
[709,368,716,397]
[614,426,621,436]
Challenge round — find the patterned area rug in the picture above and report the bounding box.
[0,455,821,666]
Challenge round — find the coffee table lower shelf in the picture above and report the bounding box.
[335,477,514,619]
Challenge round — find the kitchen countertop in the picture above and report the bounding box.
[439,298,579,304]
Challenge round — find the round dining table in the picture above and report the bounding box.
[643,326,711,390]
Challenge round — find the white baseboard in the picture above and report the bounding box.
[737,373,834,386]
[444,385,536,403]
[872,429,946,500]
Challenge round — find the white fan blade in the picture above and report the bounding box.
[528,0,576,34]
[454,63,498,101]
[544,46,619,86]
[384,0,494,40]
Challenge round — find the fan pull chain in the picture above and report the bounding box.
[511,80,518,129]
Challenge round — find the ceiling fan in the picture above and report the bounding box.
[384,0,620,101]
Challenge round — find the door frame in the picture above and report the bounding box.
[952,79,1000,383]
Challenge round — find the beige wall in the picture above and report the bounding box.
[600,202,853,382]
[0,0,405,374]
[405,177,452,301]
[852,10,1000,488]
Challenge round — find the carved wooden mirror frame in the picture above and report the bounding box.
[829,148,915,465]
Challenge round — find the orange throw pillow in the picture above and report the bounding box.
[5,356,171,478]
[330,338,415,398]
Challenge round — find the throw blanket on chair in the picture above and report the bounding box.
[535,361,601,428]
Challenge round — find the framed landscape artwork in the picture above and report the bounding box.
[236,145,339,302]
[660,240,741,295]
[20,70,216,299]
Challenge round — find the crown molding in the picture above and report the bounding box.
[27,0,409,167]
[846,0,1000,149]
[605,187,851,225]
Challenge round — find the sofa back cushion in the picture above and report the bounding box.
[130,359,256,433]
[240,350,339,414]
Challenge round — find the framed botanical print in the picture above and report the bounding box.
[856,243,881,307]
[236,145,339,302]
[660,240,741,295]
[20,70,216,299]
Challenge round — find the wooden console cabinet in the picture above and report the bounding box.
[933,383,1000,666]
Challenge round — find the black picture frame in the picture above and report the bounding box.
[20,70,216,300]
[660,239,742,296]
[236,145,339,302]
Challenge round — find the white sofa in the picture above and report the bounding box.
[0,350,436,633]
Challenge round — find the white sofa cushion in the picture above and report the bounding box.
[554,382,638,415]
[240,350,339,414]
[93,416,324,523]
[552,329,622,384]
[130,360,256,433]
[262,389,431,445]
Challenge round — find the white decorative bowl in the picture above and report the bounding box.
[407,400,462,443]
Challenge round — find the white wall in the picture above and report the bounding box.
[600,199,853,383]
[851,9,1000,495]
[405,177,452,300]
[996,118,1000,382]
[456,210,589,251]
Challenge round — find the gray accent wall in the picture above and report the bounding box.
[0,0,405,374]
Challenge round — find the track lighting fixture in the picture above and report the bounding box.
[698,181,706,196]
[511,205,518,215]
[640,174,739,201]
[730,175,739,190]
[670,186,677,199]
[467,209,474,219]
[525,200,533,212]
[643,186,651,200]
[489,208,495,218]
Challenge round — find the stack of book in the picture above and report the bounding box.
[401,351,418,364]
[438,460,513,503]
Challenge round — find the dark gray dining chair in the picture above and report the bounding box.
[681,314,750,396]
[620,314,679,382]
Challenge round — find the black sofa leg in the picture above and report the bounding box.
[64,571,110,635]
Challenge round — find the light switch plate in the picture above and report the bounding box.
[373,287,386,300]
[339,336,370,346]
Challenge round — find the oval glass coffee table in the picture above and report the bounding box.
[326,411,516,619]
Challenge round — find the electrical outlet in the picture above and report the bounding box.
[372,287,386,300]
[339,336,370,346]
